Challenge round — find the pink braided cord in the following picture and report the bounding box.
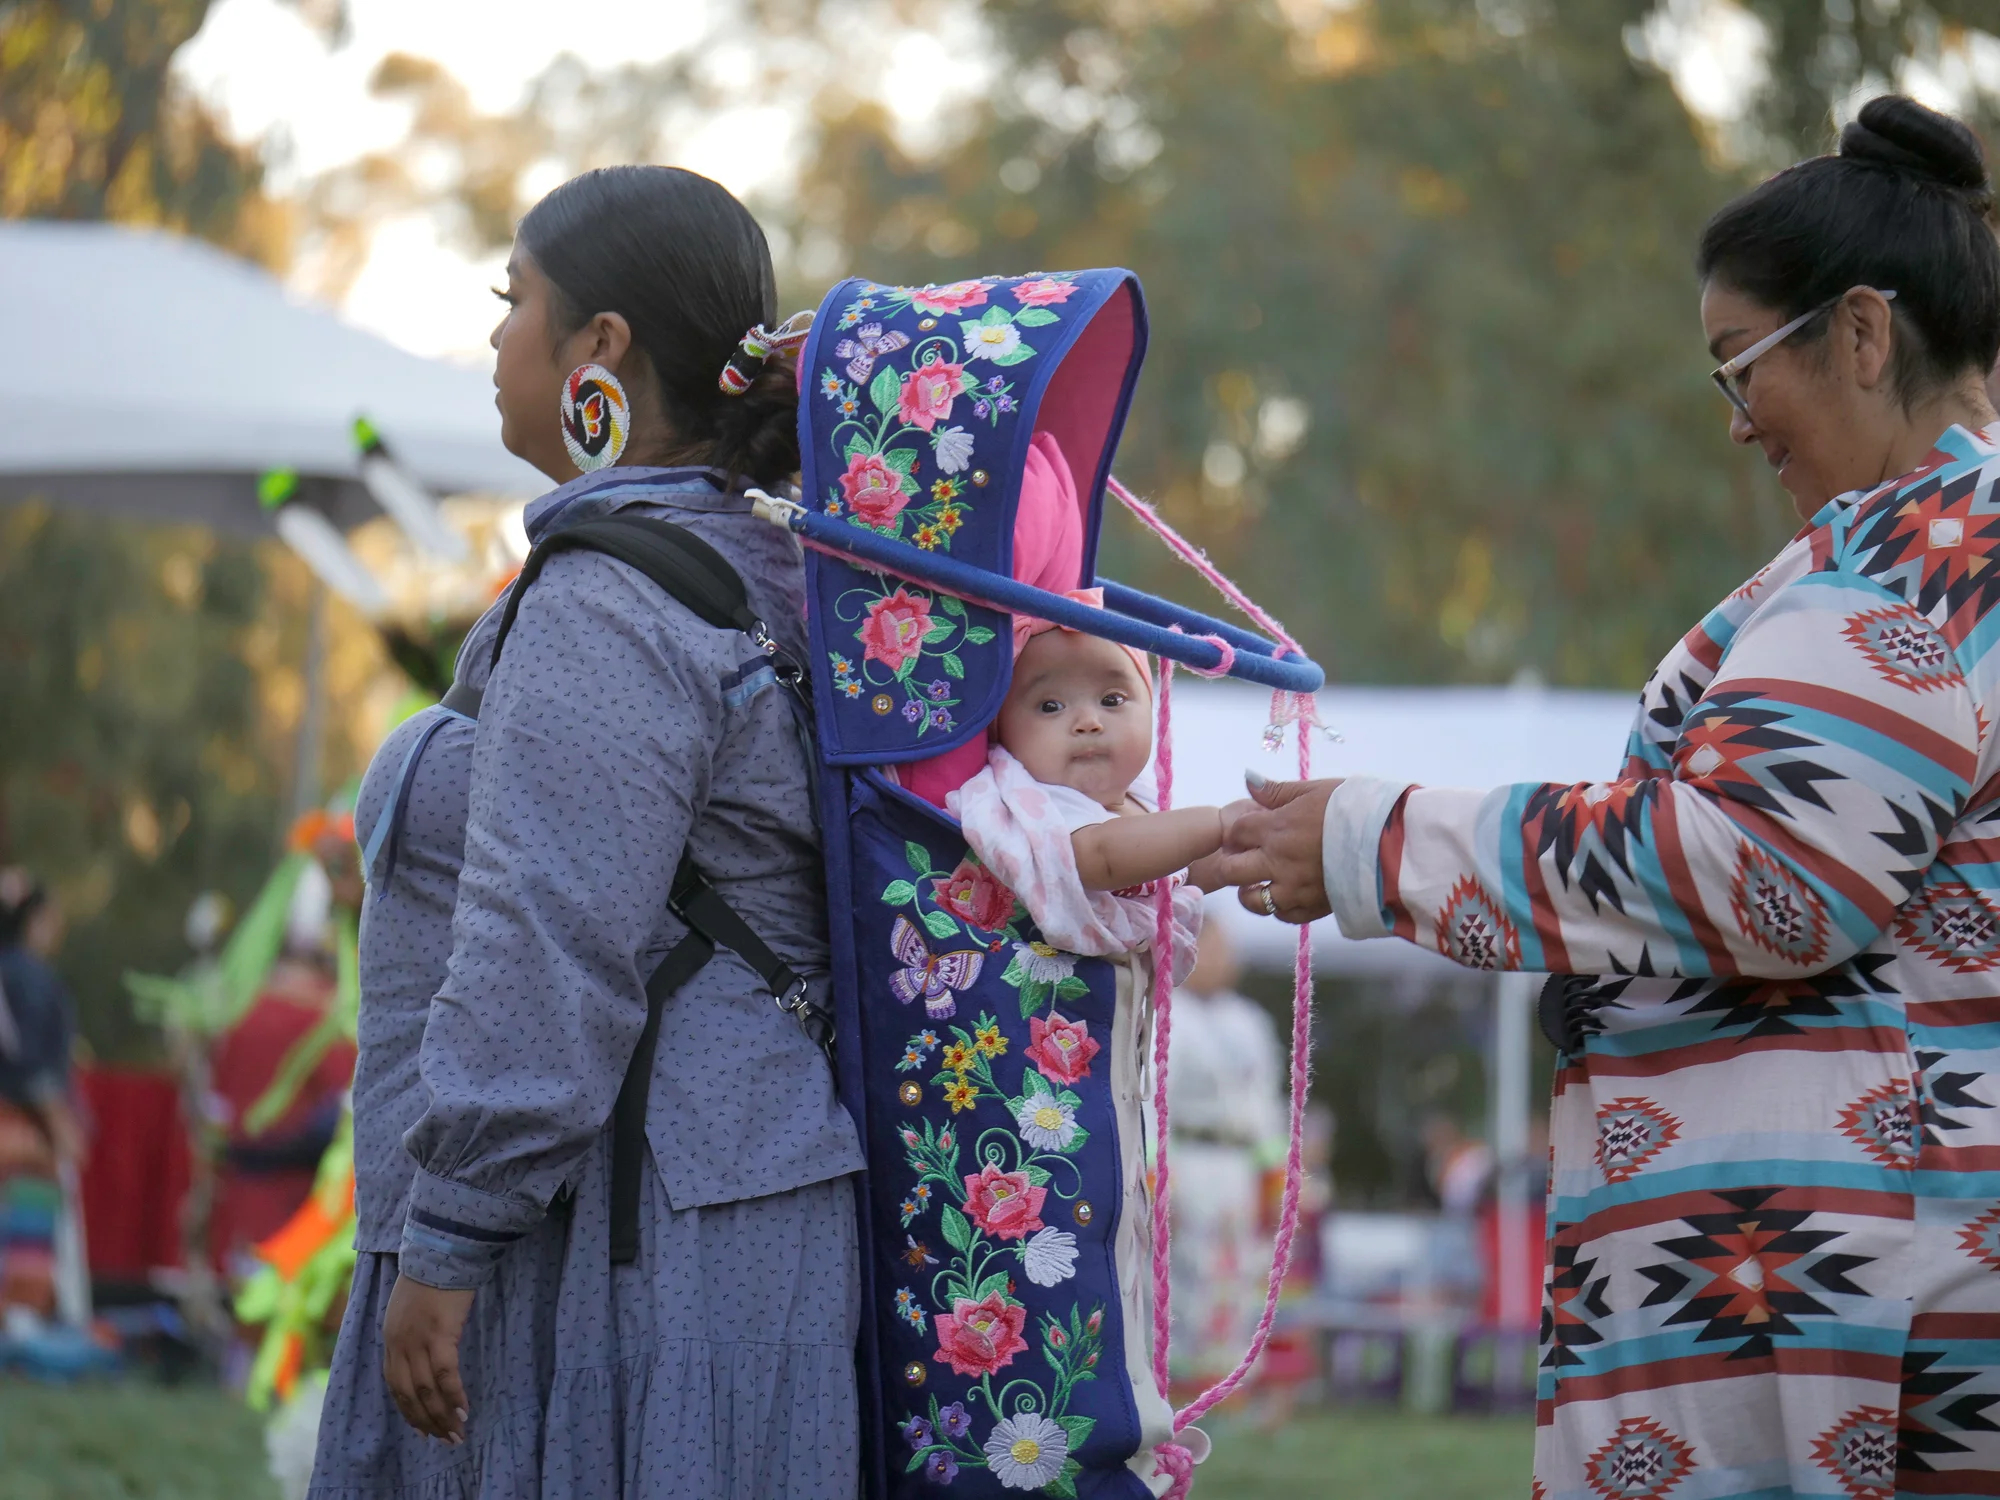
[1117,472,1317,1478]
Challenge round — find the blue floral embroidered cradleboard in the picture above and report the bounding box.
[758,270,1323,1498]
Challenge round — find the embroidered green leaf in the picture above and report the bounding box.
[1021,1069,1051,1099]
[883,447,918,473]
[906,841,933,874]
[1014,307,1061,328]
[1045,1461,1079,1499]
[963,625,997,645]
[941,1205,972,1253]
[1000,953,1027,987]
[905,1451,927,1474]
[923,620,955,643]
[974,1270,1010,1300]
[980,305,1013,325]
[988,341,1037,367]
[940,594,967,617]
[1023,1164,1052,1187]
[923,908,961,941]
[1018,979,1049,1019]
[898,468,922,496]
[1063,1126,1091,1153]
[870,366,902,416]
[940,651,965,679]
[1055,976,1089,1001]
[843,433,871,461]
[1056,1415,1096,1449]
[881,880,918,906]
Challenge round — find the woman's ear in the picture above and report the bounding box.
[1845,288,1898,393]
[566,310,636,377]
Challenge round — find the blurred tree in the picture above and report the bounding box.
[775,0,1997,687]
[0,0,331,263]
[0,504,291,1058]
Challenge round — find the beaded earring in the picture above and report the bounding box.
[560,363,630,472]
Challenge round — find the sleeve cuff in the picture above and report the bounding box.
[398,1168,544,1290]
[1322,775,1413,941]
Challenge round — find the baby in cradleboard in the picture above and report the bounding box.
[943,596,1248,1495]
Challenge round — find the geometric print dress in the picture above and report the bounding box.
[1321,421,2000,1500]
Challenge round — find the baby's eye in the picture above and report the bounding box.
[1101,692,1128,708]
[1038,699,1064,715]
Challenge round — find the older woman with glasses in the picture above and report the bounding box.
[1217,94,2000,1497]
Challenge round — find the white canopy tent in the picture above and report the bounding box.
[1164,679,1637,974]
[0,221,539,531]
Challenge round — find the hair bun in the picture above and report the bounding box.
[1841,95,1991,204]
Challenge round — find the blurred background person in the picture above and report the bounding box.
[0,868,84,1329]
[1165,918,1286,1399]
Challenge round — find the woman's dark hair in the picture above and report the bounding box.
[1697,95,2000,405]
[518,166,799,487]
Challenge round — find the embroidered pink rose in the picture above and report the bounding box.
[932,858,1017,931]
[840,452,909,528]
[961,1163,1047,1242]
[911,280,988,315]
[897,360,965,432]
[1025,1012,1100,1086]
[1012,277,1077,307]
[933,1291,1028,1376]
[858,588,933,675]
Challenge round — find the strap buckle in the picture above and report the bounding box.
[774,976,811,1019]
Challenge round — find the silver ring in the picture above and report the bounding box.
[1257,883,1277,917]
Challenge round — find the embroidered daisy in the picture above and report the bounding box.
[1012,941,1076,984]
[984,1412,1069,1489]
[1021,1226,1079,1286]
[1012,1094,1079,1153]
[933,426,975,473]
[963,320,1022,363]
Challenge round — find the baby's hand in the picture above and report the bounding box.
[1217,798,1259,844]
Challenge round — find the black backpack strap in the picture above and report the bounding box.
[446,514,803,719]
[608,856,833,1263]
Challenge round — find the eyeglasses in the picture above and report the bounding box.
[1710,287,1898,419]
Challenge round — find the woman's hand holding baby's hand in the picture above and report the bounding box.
[1184,800,1262,891]
[1207,774,1344,924]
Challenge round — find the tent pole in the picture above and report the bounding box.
[288,579,327,827]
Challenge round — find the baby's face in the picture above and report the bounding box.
[997,629,1152,809]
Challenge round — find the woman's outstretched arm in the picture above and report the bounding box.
[1223,566,1982,980]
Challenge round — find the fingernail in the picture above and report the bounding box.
[1245,769,1270,789]
[455,1409,469,1423]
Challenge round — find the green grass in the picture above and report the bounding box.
[0,1380,1531,1499]
[1198,1408,1533,1499]
[0,1381,277,1500]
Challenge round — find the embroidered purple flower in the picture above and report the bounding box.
[985,376,1006,394]
[972,399,991,420]
[938,1401,972,1440]
[925,679,953,702]
[995,393,1018,414]
[927,705,955,731]
[903,699,925,724]
[923,1450,960,1485]
[902,1414,934,1449]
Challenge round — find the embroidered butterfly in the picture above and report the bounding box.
[835,323,911,384]
[888,915,986,1019]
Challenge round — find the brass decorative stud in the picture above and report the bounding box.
[899,1081,923,1106]
[872,694,894,715]
[971,470,990,487]
[917,317,937,331]
[903,1360,927,1386]
[1073,1199,1094,1226]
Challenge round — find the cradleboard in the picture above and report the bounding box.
[756,270,1325,1498]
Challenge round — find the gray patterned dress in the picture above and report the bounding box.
[309,467,865,1500]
